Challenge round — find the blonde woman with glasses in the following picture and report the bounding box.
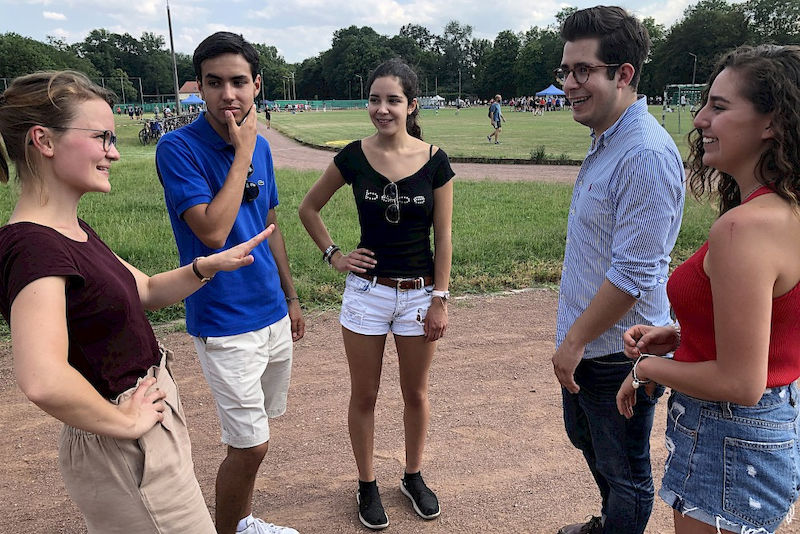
[299,58,454,530]
[0,71,272,533]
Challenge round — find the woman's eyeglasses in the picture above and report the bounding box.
[43,127,117,151]
[382,181,400,224]
[242,164,259,203]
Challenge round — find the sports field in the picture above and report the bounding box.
[0,113,716,328]
[270,105,695,161]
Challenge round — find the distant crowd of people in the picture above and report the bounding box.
[509,95,568,113]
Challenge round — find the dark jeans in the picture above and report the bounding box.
[562,352,664,534]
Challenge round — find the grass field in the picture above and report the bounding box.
[0,113,716,327]
[270,105,696,161]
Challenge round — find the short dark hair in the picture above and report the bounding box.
[366,58,422,140]
[560,6,651,89]
[193,32,259,81]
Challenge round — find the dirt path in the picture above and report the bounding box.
[260,125,580,184]
[0,290,681,534]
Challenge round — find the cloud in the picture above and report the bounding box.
[1,0,720,66]
[43,11,67,20]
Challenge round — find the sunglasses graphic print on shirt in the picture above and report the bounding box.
[364,185,426,224]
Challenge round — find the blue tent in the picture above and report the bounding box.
[181,93,204,104]
[535,84,565,97]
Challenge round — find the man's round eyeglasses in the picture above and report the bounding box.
[47,127,117,151]
[554,64,620,86]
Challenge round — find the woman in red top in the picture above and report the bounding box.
[617,45,800,534]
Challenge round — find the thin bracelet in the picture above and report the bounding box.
[286,296,300,303]
[631,355,651,389]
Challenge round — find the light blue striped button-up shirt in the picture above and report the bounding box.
[555,96,685,359]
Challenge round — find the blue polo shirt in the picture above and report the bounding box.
[156,112,287,337]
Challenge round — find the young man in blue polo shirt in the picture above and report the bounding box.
[550,7,684,534]
[157,32,305,534]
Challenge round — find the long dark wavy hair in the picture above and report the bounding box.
[366,58,422,140]
[687,44,800,214]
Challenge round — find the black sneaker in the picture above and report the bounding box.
[357,480,389,530]
[400,471,440,520]
[557,515,603,534]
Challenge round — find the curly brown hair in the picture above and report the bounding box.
[687,45,800,214]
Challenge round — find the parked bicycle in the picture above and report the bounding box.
[138,119,163,145]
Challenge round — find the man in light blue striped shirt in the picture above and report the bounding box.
[552,7,685,534]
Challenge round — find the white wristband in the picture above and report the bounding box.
[431,290,449,301]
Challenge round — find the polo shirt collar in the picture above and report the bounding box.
[196,111,232,151]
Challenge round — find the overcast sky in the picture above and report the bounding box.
[2,0,706,64]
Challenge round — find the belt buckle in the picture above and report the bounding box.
[393,277,423,290]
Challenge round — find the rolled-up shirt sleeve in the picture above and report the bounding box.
[606,150,684,298]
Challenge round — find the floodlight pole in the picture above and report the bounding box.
[355,74,363,100]
[167,0,182,115]
[260,70,265,106]
[688,52,697,85]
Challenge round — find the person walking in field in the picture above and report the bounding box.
[486,94,505,144]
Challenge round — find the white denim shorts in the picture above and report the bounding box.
[340,272,433,336]
[193,315,293,449]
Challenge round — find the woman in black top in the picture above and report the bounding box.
[299,58,454,530]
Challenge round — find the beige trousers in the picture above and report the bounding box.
[58,348,215,534]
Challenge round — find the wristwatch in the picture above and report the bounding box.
[431,290,450,302]
[192,257,213,283]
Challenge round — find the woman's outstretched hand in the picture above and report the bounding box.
[202,225,276,275]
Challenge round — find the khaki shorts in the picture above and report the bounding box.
[58,347,215,534]
[193,315,293,448]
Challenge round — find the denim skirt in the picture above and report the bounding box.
[659,383,800,533]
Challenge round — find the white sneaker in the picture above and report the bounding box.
[238,517,299,534]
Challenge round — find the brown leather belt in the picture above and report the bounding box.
[353,272,433,290]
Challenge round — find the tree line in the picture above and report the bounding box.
[1,0,796,103]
